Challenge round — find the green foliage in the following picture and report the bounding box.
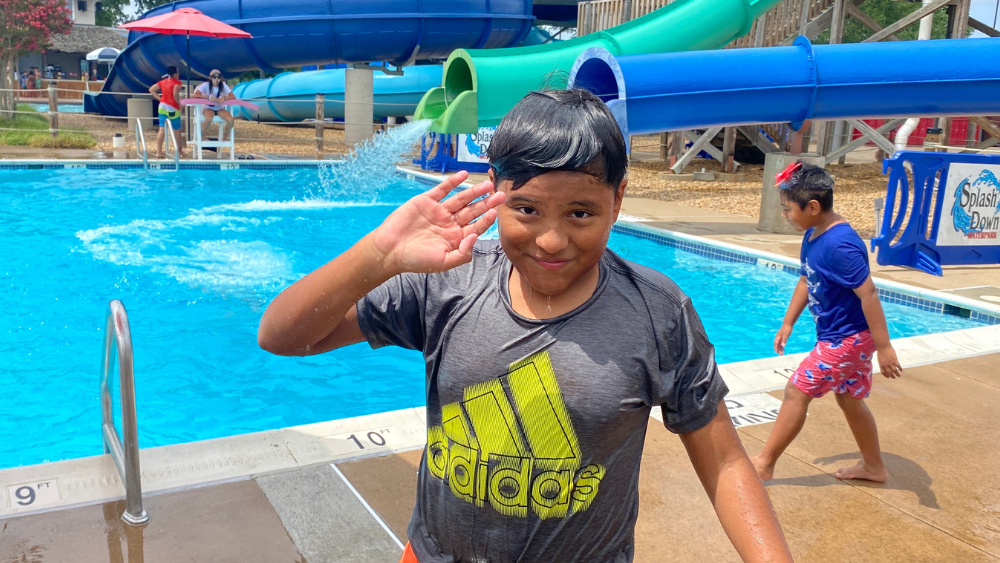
[132,0,173,18]
[95,0,129,26]
[98,0,171,26]
[813,0,968,44]
[0,104,96,149]
[234,70,261,83]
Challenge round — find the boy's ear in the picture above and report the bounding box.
[488,168,497,192]
[807,199,822,215]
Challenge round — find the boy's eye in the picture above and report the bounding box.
[514,206,537,215]
[570,210,593,219]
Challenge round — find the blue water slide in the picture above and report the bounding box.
[85,0,536,116]
[229,25,556,123]
[231,65,443,121]
[569,38,1000,137]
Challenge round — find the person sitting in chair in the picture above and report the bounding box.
[193,69,235,143]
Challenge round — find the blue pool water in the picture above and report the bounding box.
[25,103,84,114]
[0,167,983,468]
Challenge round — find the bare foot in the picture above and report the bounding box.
[154,153,166,159]
[835,462,887,482]
[752,454,775,481]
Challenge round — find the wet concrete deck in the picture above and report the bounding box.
[3,354,998,562]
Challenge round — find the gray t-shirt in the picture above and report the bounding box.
[357,240,727,563]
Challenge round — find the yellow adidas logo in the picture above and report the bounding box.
[426,351,606,519]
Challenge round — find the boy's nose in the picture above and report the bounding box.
[535,226,568,255]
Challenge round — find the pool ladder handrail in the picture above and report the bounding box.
[164,118,180,170]
[134,119,148,170]
[100,299,149,525]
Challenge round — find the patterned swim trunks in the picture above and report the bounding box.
[791,330,876,399]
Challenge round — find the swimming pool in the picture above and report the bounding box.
[0,167,986,468]
[24,102,84,114]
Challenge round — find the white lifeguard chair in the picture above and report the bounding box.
[192,109,235,160]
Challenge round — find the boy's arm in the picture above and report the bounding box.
[258,172,504,356]
[853,276,903,378]
[775,276,809,355]
[681,403,794,563]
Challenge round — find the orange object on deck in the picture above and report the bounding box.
[399,542,419,563]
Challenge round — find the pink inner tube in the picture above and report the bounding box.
[180,98,260,111]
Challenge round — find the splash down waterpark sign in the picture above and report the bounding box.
[458,127,496,164]
[937,164,1000,245]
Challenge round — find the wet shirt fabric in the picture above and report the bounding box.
[356,240,727,563]
[799,223,871,342]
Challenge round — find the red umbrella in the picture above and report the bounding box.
[120,8,252,102]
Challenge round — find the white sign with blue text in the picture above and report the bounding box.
[457,127,496,164]
[937,163,1000,246]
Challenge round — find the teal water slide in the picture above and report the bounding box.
[414,0,784,133]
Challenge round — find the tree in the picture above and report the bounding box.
[815,0,969,44]
[95,0,129,27]
[96,0,171,27]
[0,0,72,119]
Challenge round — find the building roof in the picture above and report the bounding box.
[49,24,128,55]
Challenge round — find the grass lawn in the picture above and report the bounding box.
[0,104,96,149]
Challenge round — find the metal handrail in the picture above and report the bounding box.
[135,119,148,170]
[164,118,180,170]
[100,300,148,525]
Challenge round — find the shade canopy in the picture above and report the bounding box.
[86,47,120,61]
[119,8,252,38]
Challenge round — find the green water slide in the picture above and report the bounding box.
[414,0,783,133]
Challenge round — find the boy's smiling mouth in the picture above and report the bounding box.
[534,256,569,270]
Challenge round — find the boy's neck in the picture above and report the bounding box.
[508,265,601,320]
[807,211,846,240]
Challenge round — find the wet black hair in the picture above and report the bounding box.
[166,66,178,77]
[780,162,834,212]
[487,89,627,190]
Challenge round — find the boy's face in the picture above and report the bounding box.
[780,195,822,232]
[491,170,626,297]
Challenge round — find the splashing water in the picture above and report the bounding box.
[315,119,432,202]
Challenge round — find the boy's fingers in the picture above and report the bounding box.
[426,171,469,201]
[453,191,505,225]
[463,209,498,238]
[443,181,494,213]
[441,234,478,269]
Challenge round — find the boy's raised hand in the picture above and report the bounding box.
[370,171,506,275]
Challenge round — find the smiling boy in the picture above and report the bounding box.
[258,89,792,563]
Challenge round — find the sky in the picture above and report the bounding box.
[970,0,1000,36]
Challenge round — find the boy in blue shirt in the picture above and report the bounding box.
[753,162,903,483]
[259,89,794,563]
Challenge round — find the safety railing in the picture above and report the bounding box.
[164,118,181,170]
[135,119,148,170]
[100,300,148,525]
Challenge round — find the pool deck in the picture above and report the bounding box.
[3,183,1000,561]
[2,352,998,562]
